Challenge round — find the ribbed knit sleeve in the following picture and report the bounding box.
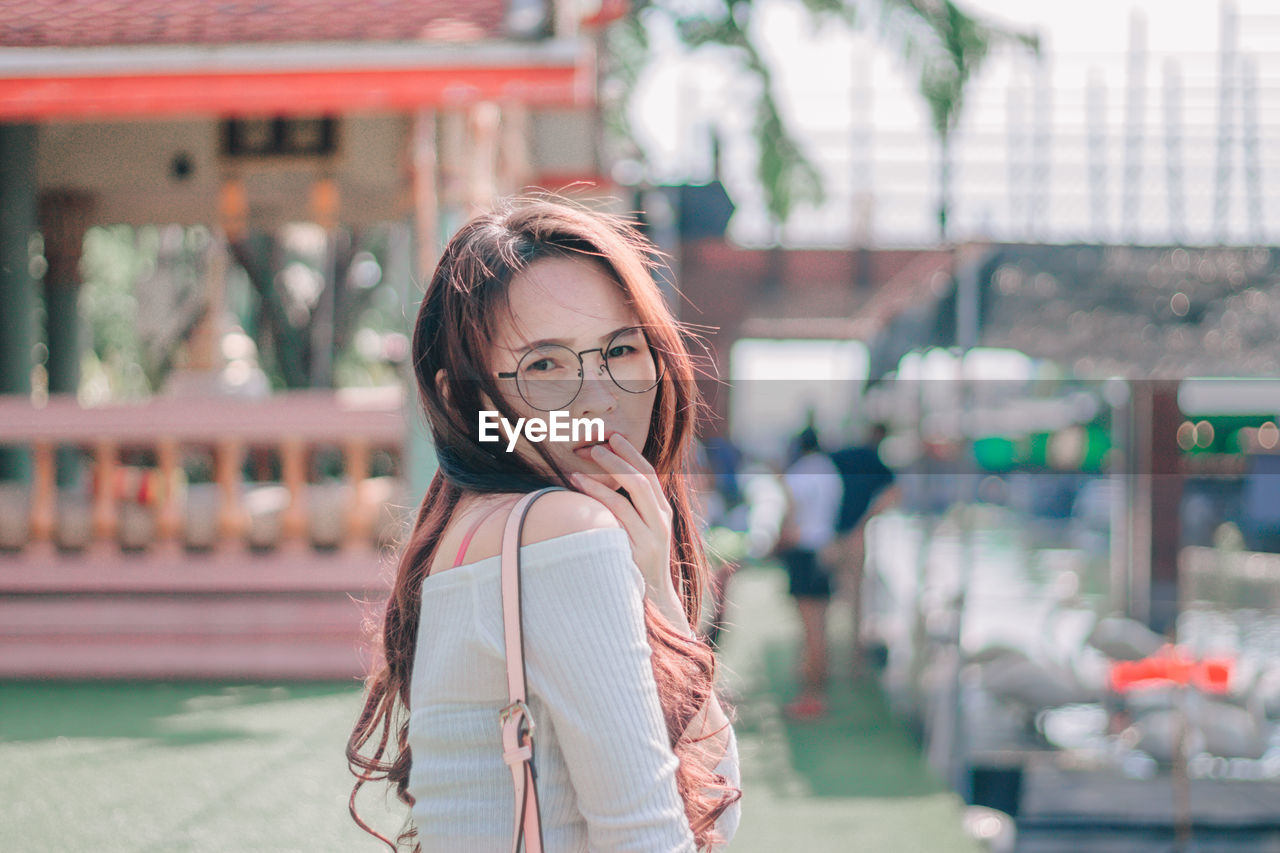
[710,727,741,847]
[520,528,698,852]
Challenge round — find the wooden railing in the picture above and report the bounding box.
[0,388,407,554]
[0,389,412,680]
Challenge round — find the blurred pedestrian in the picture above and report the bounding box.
[703,434,745,519]
[778,425,843,720]
[830,423,899,669]
[691,436,741,648]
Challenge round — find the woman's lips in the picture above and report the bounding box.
[571,431,618,454]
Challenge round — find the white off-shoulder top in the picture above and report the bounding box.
[407,527,741,852]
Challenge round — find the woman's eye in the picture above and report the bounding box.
[607,344,637,359]
[526,358,556,372]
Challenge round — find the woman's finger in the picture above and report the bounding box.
[587,443,652,502]
[589,444,667,528]
[573,471,670,594]
[571,471,644,532]
[606,434,665,503]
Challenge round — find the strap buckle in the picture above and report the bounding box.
[499,699,535,736]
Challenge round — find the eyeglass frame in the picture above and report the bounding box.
[495,326,666,412]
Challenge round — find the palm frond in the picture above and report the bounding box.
[601,0,1037,230]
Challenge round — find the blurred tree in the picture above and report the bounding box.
[606,0,1038,237]
[77,223,402,398]
[225,225,397,390]
[878,1,1039,239]
[80,226,157,401]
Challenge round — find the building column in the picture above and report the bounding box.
[407,109,441,498]
[1147,381,1183,635]
[1126,379,1182,634]
[38,189,95,488]
[38,189,94,398]
[466,102,501,215]
[0,124,38,481]
[496,101,533,196]
[309,177,340,389]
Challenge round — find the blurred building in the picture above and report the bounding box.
[676,225,1280,632]
[0,0,616,679]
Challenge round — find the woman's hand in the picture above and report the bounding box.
[569,433,691,635]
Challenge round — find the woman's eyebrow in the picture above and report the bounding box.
[516,325,638,351]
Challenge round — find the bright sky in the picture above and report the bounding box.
[630,0,1280,247]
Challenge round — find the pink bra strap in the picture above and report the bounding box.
[452,501,513,568]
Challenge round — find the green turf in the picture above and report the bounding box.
[718,563,981,853]
[0,563,979,852]
[0,681,397,852]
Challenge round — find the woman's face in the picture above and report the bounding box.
[487,254,660,485]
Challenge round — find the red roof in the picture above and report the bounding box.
[0,0,506,48]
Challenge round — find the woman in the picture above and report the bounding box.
[348,198,741,851]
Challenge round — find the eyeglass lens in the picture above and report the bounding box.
[514,327,661,410]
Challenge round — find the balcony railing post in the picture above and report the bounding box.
[154,437,181,546]
[215,438,245,547]
[29,440,55,546]
[280,437,307,545]
[92,439,118,546]
[344,437,371,547]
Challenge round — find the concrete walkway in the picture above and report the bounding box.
[0,562,979,852]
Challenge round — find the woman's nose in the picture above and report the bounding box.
[575,370,618,416]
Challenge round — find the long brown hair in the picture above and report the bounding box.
[346,197,741,849]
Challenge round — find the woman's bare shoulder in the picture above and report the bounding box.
[521,489,622,546]
[432,489,622,574]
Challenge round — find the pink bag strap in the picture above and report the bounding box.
[499,486,563,853]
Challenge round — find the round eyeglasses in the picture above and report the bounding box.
[497,326,664,411]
